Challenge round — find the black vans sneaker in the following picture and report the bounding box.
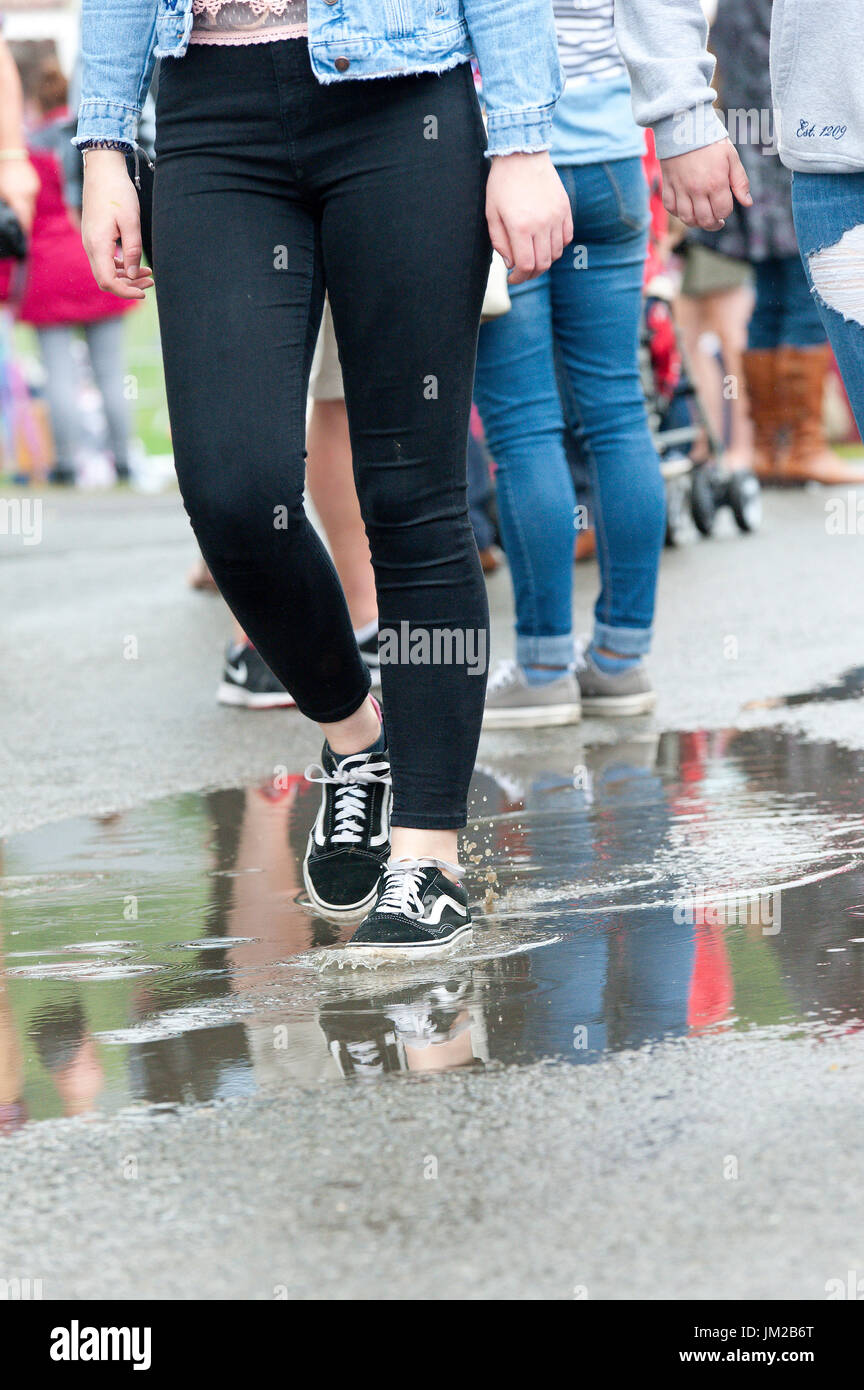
[346,858,472,959]
[218,641,296,709]
[303,743,391,918]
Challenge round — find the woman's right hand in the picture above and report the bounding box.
[486,151,573,285]
[81,148,153,299]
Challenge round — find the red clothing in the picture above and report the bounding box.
[0,135,133,327]
[641,129,669,287]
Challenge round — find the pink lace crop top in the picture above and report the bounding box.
[190,1,308,45]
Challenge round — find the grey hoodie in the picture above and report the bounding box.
[770,0,864,173]
[613,0,864,175]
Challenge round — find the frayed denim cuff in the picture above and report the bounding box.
[485,103,556,157]
[74,100,140,150]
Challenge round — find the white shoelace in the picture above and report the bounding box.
[377,857,464,917]
[304,755,391,845]
[573,636,591,673]
[486,658,520,695]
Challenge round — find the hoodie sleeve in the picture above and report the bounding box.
[613,0,729,159]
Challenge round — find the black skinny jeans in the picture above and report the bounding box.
[153,41,491,828]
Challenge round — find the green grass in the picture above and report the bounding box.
[123,294,172,456]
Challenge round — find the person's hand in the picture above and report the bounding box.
[0,154,39,233]
[659,139,752,232]
[486,151,573,285]
[81,148,153,299]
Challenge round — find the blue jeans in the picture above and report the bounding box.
[466,429,496,551]
[749,255,827,350]
[792,172,864,436]
[473,157,665,666]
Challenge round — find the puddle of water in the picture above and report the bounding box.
[2,727,864,1127]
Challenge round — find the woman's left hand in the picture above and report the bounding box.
[486,151,573,285]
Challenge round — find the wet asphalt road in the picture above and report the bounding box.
[2,1031,863,1301]
[2,486,864,1299]
[5,487,864,836]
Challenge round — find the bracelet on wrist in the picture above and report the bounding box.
[0,148,29,162]
[81,140,133,163]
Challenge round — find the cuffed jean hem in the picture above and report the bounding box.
[298,677,371,726]
[390,812,467,830]
[515,632,575,668]
[593,622,653,658]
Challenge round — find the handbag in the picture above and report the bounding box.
[0,200,27,260]
[481,249,511,322]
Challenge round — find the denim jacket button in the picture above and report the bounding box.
[334,56,350,71]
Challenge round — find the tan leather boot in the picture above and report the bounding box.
[743,348,786,480]
[780,344,864,484]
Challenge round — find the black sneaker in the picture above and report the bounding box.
[303,742,391,918]
[346,858,472,959]
[47,464,76,486]
[217,642,296,709]
[356,627,381,689]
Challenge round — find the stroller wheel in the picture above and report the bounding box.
[664,475,690,547]
[690,466,718,536]
[727,470,763,533]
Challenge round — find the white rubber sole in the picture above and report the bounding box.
[580,692,657,717]
[342,924,474,960]
[482,702,582,730]
[217,682,296,710]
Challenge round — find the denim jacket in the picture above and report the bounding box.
[74,0,563,158]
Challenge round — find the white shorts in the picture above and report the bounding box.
[308,298,344,401]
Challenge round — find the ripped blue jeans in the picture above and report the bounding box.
[792,171,864,435]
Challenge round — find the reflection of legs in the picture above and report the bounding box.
[226,786,310,968]
[613,910,696,1050]
[0,904,25,1116]
[521,934,609,1061]
[84,316,131,474]
[29,1000,105,1116]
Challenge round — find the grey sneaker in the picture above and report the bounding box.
[483,659,581,729]
[576,650,656,716]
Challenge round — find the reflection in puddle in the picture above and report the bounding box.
[2,728,864,1127]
